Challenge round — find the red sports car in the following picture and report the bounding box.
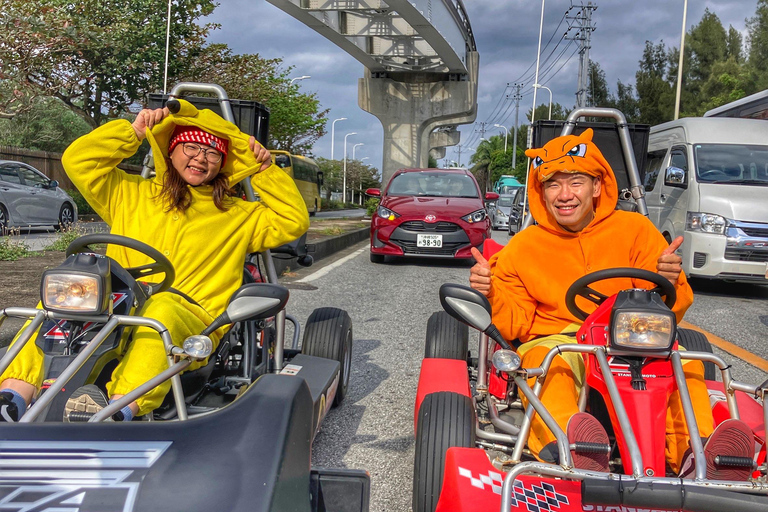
[367,168,498,263]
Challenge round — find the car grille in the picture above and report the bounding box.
[396,240,466,256]
[740,226,768,238]
[399,221,461,233]
[724,248,768,262]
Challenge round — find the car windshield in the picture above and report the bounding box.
[694,144,768,185]
[497,196,514,207]
[387,172,478,198]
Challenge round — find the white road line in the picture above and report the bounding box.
[297,247,367,283]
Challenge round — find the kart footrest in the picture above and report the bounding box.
[714,455,755,468]
[570,442,611,454]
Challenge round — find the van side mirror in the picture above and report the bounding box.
[664,166,687,188]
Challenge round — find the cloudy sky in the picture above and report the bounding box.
[205,0,759,172]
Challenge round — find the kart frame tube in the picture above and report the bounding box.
[0,307,187,422]
[671,351,707,480]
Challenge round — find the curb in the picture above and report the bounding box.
[270,227,369,275]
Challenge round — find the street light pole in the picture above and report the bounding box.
[533,84,553,120]
[163,0,172,93]
[352,142,364,160]
[674,0,688,120]
[289,75,311,85]
[494,124,509,153]
[343,132,357,204]
[330,117,347,160]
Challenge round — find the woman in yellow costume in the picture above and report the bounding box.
[0,100,309,422]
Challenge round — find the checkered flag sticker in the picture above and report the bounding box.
[457,467,570,512]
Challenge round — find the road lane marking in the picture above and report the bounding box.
[680,320,768,373]
[296,247,367,283]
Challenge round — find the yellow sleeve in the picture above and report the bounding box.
[246,164,311,253]
[61,120,140,225]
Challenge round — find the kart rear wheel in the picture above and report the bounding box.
[424,311,468,360]
[677,328,716,381]
[413,391,475,512]
[302,307,353,407]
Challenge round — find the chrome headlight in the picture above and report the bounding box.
[376,205,400,221]
[461,209,487,224]
[41,253,111,314]
[686,212,728,235]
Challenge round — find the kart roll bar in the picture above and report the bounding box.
[520,107,648,231]
[142,82,289,372]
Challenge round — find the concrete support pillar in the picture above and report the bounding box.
[359,52,478,184]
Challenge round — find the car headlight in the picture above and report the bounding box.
[686,212,728,235]
[41,253,111,314]
[377,205,400,221]
[495,209,507,217]
[461,209,487,224]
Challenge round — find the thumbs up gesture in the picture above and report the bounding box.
[657,236,684,285]
[469,247,493,296]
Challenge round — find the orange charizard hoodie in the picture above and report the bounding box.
[487,129,693,343]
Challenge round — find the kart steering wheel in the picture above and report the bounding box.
[66,234,175,295]
[564,267,677,321]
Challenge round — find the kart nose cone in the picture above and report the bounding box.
[183,335,214,360]
[492,349,521,373]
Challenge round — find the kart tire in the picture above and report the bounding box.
[302,307,353,407]
[677,328,716,381]
[424,311,468,360]
[413,391,475,512]
[370,252,385,263]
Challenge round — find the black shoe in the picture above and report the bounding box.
[0,391,21,422]
[64,385,123,422]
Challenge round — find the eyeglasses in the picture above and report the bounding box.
[181,143,223,164]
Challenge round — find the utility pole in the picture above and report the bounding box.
[510,83,523,170]
[566,2,597,108]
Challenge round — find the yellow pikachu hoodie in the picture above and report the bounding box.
[61,99,310,317]
[487,129,693,343]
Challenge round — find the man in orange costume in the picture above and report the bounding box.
[469,129,752,479]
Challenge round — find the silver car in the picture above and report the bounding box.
[0,160,78,234]
[490,194,515,230]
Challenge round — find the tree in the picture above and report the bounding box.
[315,158,342,201]
[587,60,610,107]
[747,0,768,89]
[178,46,328,153]
[610,80,640,122]
[0,0,217,126]
[635,41,674,125]
[0,96,91,152]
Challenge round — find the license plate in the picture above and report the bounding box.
[417,234,443,248]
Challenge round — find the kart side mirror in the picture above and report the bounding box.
[201,283,289,336]
[439,283,513,350]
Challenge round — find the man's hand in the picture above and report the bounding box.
[131,108,168,141]
[469,247,492,296]
[657,236,684,285]
[249,136,272,172]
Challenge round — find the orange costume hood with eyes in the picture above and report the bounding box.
[487,129,693,343]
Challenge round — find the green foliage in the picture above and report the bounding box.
[323,199,361,211]
[44,224,88,252]
[315,157,380,201]
[65,189,95,216]
[0,237,30,261]
[428,154,438,168]
[0,97,90,152]
[365,197,380,217]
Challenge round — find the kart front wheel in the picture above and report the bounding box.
[413,391,475,512]
[302,307,353,407]
[424,311,468,360]
[678,328,716,380]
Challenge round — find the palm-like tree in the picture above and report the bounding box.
[469,135,506,191]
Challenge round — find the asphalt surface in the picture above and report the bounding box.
[282,228,768,512]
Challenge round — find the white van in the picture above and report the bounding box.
[644,117,768,282]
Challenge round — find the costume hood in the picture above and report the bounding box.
[145,99,260,187]
[523,128,618,235]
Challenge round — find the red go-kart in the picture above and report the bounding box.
[413,252,768,512]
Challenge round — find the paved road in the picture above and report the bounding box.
[282,229,768,512]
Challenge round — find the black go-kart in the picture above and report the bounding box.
[0,83,369,512]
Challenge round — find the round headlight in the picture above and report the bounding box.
[492,349,521,373]
[183,335,213,360]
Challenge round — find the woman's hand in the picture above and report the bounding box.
[249,136,272,172]
[132,107,169,141]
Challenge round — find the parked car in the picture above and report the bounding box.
[507,186,527,236]
[489,194,515,230]
[0,160,78,234]
[644,118,768,282]
[366,168,498,263]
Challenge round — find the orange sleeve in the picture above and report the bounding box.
[630,218,693,322]
[487,246,538,342]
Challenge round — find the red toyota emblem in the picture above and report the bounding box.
[425,215,437,223]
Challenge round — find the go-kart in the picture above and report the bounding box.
[414,262,768,512]
[0,82,369,512]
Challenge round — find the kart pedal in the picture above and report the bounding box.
[64,384,114,422]
[570,442,611,454]
[714,455,755,468]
